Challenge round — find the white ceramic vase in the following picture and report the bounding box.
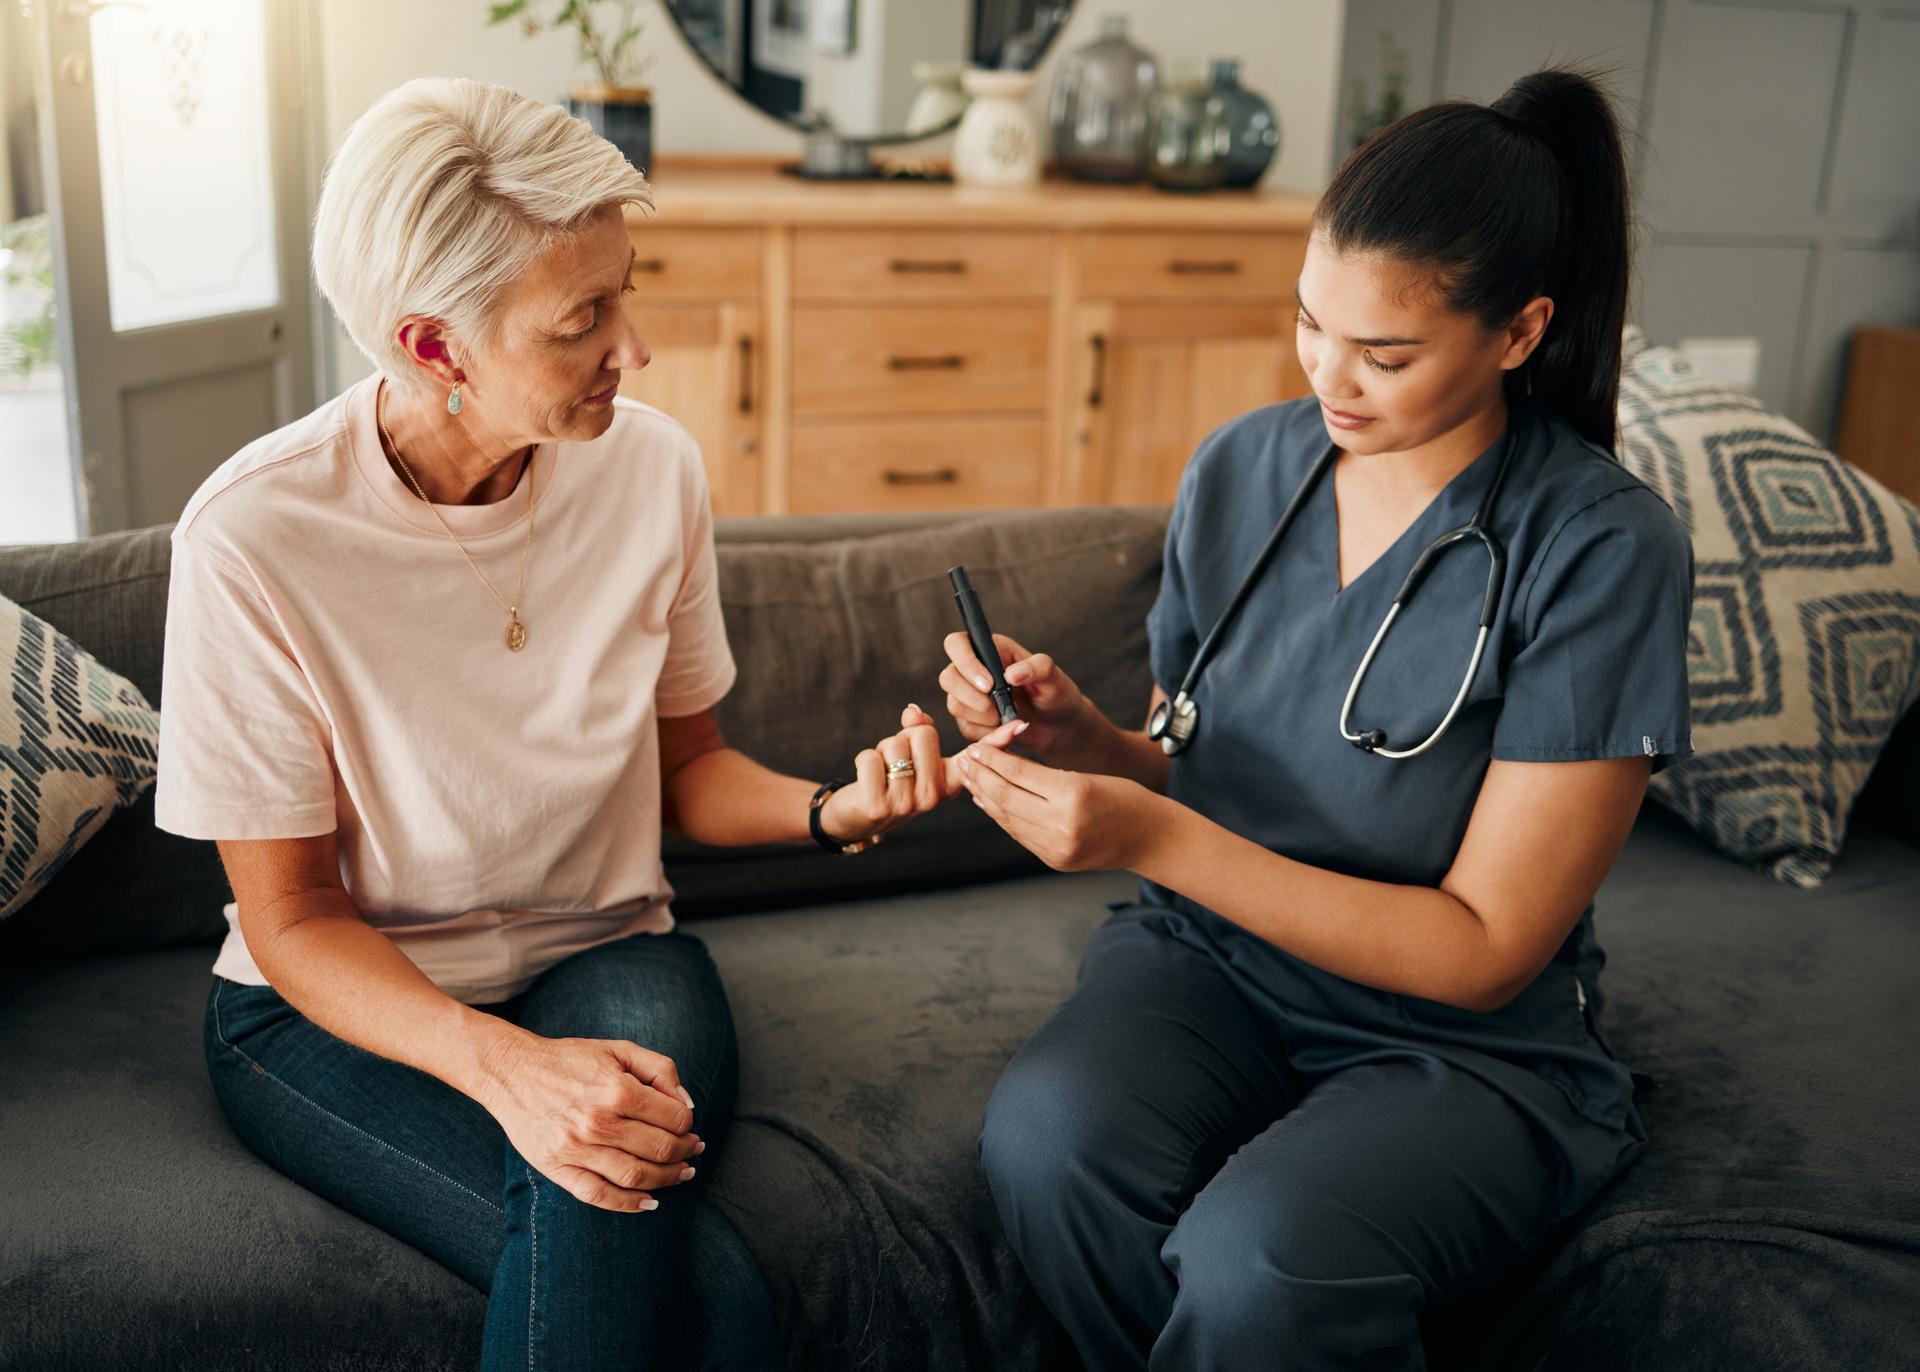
[953,70,1042,187]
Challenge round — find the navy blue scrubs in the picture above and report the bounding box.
[980,395,1695,1371]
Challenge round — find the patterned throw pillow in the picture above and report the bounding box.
[0,593,159,919]
[1616,326,1920,886]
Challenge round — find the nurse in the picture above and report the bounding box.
[942,68,1695,1370]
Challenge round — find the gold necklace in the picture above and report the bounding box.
[376,378,536,652]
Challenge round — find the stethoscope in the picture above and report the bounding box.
[1147,425,1520,760]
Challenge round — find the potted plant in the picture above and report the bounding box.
[488,0,654,171]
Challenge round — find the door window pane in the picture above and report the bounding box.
[92,0,279,332]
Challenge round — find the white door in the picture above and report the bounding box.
[24,0,318,535]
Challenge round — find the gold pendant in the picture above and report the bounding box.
[506,616,527,652]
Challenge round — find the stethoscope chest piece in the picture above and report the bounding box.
[1147,690,1199,757]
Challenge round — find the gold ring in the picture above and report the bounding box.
[886,757,917,780]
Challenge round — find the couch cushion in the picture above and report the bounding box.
[1616,327,1920,886]
[5,812,1918,1371]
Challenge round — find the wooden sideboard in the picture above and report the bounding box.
[618,161,1317,516]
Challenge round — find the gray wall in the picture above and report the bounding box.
[1335,0,1920,444]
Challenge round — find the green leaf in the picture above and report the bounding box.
[485,0,530,26]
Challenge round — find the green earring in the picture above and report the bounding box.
[447,381,463,416]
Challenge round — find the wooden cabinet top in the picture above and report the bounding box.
[628,158,1318,231]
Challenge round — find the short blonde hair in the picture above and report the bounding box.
[313,77,653,392]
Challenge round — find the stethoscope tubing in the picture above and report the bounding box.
[1152,423,1520,759]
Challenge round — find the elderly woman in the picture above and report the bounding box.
[154,78,1013,1370]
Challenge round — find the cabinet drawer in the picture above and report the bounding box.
[789,418,1045,513]
[1078,231,1303,300]
[793,305,1050,416]
[793,229,1054,301]
[623,227,762,299]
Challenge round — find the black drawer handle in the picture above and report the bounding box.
[1087,334,1107,408]
[887,355,966,371]
[883,467,959,485]
[738,336,753,415]
[889,259,968,274]
[1167,260,1242,275]
[632,259,666,274]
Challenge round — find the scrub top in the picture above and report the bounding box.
[1141,393,1695,1134]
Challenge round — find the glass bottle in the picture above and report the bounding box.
[1207,59,1281,189]
[1146,62,1227,193]
[1048,15,1161,183]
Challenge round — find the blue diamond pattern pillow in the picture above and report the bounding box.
[1,592,159,919]
[1616,326,1920,886]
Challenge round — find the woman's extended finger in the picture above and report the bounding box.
[878,734,915,817]
[847,746,885,831]
[900,702,936,730]
[902,722,943,809]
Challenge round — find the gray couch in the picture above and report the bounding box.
[3,506,1917,1371]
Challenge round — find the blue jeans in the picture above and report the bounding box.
[205,928,777,1371]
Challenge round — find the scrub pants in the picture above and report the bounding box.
[205,929,776,1371]
[980,902,1644,1371]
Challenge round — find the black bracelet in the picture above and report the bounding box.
[809,779,882,856]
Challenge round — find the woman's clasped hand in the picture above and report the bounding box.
[474,1030,703,1213]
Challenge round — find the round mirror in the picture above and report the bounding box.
[664,0,1076,146]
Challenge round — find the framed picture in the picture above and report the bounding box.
[811,0,855,56]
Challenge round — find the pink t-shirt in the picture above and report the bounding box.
[154,373,737,1004]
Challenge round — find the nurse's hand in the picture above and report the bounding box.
[819,704,1027,845]
[941,632,1088,758]
[956,741,1160,873]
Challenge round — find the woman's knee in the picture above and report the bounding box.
[518,935,736,1085]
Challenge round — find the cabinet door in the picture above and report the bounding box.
[1062,303,1308,506]
[617,303,763,516]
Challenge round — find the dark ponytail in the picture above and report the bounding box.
[1312,67,1633,453]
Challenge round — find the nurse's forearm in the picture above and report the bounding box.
[1135,799,1503,1012]
[663,746,819,845]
